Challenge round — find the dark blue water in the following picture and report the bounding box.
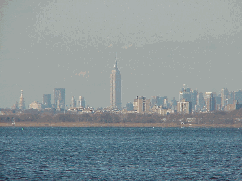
[1,127,242,180]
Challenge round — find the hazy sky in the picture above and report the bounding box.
[1,0,242,108]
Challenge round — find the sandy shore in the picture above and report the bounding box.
[0,122,241,128]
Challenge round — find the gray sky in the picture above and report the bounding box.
[1,0,242,108]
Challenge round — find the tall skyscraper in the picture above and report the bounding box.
[205,92,216,112]
[70,96,76,108]
[221,88,229,108]
[54,88,65,109]
[19,90,25,110]
[43,94,51,108]
[110,59,121,110]
[179,84,191,102]
[79,96,85,108]
[191,90,198,110]
[179,84,198,111]
[76,96,85,108]
[197,92,205,109]
[234,90,242,104]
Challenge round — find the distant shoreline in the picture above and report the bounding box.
[1,109,242,128]
[1,122,241,128]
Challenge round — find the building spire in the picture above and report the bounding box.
[114,52,118,69]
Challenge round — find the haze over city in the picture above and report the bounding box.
[1,0,242,108]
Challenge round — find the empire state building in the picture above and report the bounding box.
[110,60,121,110]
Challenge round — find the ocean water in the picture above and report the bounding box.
[0,127,242,180]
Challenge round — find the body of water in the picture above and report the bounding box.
[1,127,242,180]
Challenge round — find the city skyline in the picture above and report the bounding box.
[1,0,242,108]
[7,84,242,112]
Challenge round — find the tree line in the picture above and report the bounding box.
[1,109,242,126]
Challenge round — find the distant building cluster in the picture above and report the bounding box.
[126,84,242,115]
[4,58,242,116]
[9,88,89,114]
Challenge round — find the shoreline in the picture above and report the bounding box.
[1,122,241,128]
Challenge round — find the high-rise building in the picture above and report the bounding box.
[179,84,192,102]
[54,88,65,109]
[126,102,134,111]
[191,90,198,110]
[221,88,229,108]
[214,94,221,105]
[12,101,19,109]
[19,90,25,110]
[197,92,205,108]
[177,99,192,114]
[151,96,166,108]
[171,97,177,110]
[77,96,85,108]
[133,96,150,113]
[179,85,198,111]
[228,91,234,104]
[151,96,160,108]
[70,96,76,108]
[110,59,121,110]
[43,94,51,108]
[234,90,242,104]
[163,97,168,109]
[179,91,191,102]
[214,93,221,111]
[205,92,216,112]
